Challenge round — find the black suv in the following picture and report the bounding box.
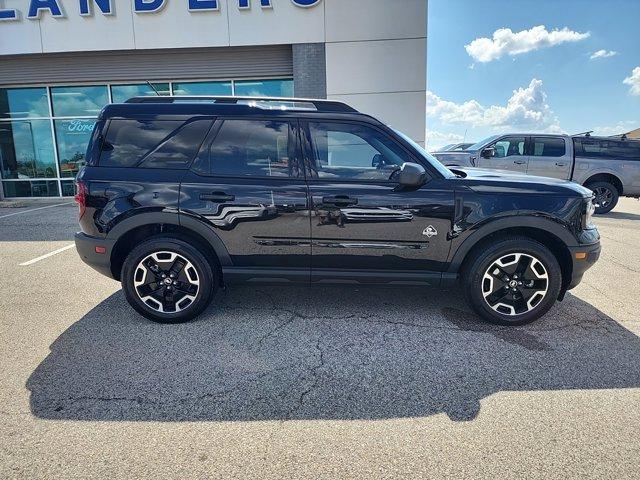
[74,96,601,326]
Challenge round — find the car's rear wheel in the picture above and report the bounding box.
[586,181,619,214]
[462,237,562,326]
[121,237,215,323]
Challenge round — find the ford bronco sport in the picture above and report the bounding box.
[74,96,601,326]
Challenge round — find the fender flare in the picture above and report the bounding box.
[107,210,232,266]
[578,168,625,191]
[447,215,577,273]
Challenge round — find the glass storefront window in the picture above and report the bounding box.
[172,81,232,96]
[2,180,59,197]
[0,120,57,179]
[0,88,49,119]
[61,180,75,197]
[51,85,108,117]
[234,79,294,97]
[54,118,96,177]
[111,83,171,103]
[0,78,294,197]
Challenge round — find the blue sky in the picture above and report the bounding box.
[426,0,640,149]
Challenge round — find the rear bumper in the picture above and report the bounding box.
[74,232,116,279]
[566,241,601,290]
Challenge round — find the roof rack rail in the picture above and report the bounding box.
[124,95,359,113]
[572,130,593,137]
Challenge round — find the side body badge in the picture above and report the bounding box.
[422,225,438,238]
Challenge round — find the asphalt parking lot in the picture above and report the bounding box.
[1,198,639,478]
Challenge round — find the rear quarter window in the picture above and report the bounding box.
[99,119,212,168]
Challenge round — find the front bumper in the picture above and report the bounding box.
[74,232,116,279]
[566,241,601,290]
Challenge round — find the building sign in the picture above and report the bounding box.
[0,0,322,21]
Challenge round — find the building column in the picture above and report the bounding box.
[292,43,327,99]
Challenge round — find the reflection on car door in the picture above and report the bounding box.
[477,136,528,173]
[525,136,571,180]
[179,118,311,281]
[301,120,454,284]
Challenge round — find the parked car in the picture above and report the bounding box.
[432,134,640,213]
[434,142,474,152]
[75,96,600,326]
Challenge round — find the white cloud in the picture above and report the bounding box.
[425,130,464,150]
[465,25,590,63]
[426,78,563,132]
[589,49,618,60]
[623,66,640,95]
[592,120,637,136]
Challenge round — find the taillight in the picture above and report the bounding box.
[74,180,88,219]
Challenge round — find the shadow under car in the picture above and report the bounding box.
[27,285,640,422]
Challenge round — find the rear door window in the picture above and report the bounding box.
[531,137,566,157]
[99,119,212,168]
[192,119,300,177]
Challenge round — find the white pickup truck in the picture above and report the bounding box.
[433,133,640,213]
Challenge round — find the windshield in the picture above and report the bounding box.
[453,143,473,150]
[467,135,500,151]
[393,129,456,179]
[437,144,455,152]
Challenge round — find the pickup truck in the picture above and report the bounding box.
[433,133,640,213]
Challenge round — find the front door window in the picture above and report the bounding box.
[307,122,409,182]
[493,137,526,158]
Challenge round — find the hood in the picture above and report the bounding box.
[432,151,476,166]
[432,150,476,158]
[451,167,593,198]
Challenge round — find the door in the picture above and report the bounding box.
[179,117,311,280]
[526,136,571,179]
[477,135,528,173]
[301,120,454,283]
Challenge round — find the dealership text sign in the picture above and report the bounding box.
[0,0,322,21]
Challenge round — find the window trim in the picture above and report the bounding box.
[189,116,305,181]
[300,119,427,185]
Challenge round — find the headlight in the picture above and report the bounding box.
[583,197,596,229]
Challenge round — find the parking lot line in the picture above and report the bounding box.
[0,202,73,220]
[19,243,76,266]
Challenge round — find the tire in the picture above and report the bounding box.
[586,181,619,214]
[121,237,215,323]
[462,237,562,326]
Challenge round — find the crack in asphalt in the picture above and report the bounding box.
[44,365,296,414]
[287,331,326,419]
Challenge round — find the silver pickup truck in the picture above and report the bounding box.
[433,134,640,213]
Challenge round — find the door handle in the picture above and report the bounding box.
[199,192,235,202]
[555,162,567,167]
[322,195,358,206]
[513,160,527,165]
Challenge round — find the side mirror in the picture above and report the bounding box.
[397,162,427,188]
[481,147,495,159]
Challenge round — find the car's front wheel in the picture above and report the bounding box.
[121,237,215,323]
[463,237,562,326]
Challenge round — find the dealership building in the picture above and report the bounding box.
[0,0,427,199]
